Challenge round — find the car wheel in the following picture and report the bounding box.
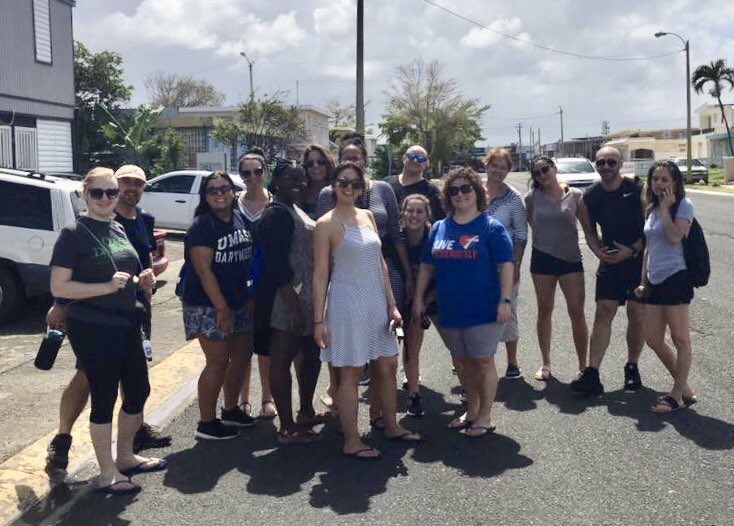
[0,266,24,324]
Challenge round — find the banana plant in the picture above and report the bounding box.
[99,104,165,166]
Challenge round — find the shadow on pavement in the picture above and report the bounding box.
[495,377,545,412]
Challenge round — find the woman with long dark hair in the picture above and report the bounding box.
[182,171,255,440]
[300,144,335,220]
[635,160,698,413]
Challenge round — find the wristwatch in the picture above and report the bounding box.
[500,297,512,304]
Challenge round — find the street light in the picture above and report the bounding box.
[655,31,691,179]
[239,51,255,103]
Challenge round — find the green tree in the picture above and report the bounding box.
[692,59,734,156]
[371,143,405,179]
[73,41,133,171]
[145,129,185,177]
[99,105,165,169]
[380,59,489,172]
[212,92,306,162]
[145,72,225,107]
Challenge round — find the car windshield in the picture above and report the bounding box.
[555,161,595,174]
[675,159,704,167]
[70,190,86,217]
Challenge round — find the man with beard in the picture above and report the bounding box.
[46,165,171,471]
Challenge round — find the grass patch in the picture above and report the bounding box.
[686,167,734,193]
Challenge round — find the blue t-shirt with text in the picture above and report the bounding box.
[421,214,514,328]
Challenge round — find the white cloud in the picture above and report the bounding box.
[313,0,354,35]
[460,17,522,49]
[216,12,307,58]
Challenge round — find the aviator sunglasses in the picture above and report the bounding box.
[447,184,473,197]
[205,185,234,196]
[336,178,365,190]
[406,152,427,163]
[241,168,264,178]
[88,188,120,200]
[595,158,619,168]
[305,159,327,168]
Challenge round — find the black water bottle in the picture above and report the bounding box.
[34,329,65,370]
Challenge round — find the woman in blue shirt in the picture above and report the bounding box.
[414,167,514,437]
[635,160,697,413]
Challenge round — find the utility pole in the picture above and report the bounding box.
[239,51,255,103]
[356,0,365,134]
[516,123,523,170]
[296,80,300,105]
[538,128,542,154]
[559,106,564,143]
[530,126,534,157]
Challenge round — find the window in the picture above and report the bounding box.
[33,0,52,64]
[14,127,38,170]
[146,175,195,194]
[0,181,53,230]
[0,126,11,168]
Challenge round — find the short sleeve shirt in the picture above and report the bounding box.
[583,176,644,249]
[114,208,156,269]
[421,214,514,327]
[50,216,141,326]
[644,198,694,285]
[183,210,254,309]
[384,175,446,221]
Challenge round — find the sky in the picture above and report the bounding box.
[72,0,734,147]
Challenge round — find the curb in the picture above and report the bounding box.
[0,340,204,526]
[686,187,734,197]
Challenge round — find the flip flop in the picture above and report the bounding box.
[319,393,336,411]
[651,395,684,414]
[259,400,278,419]
[120,458,168,476]
[385,431,424,443]
[459,425,496,438]
[447,418,474,430]
[343,447,381,461]
[95,479,141,495]
[534,365,551,381]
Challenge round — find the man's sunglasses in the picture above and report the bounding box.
[406,153,427,163]
[448,184,474,197]
[595,158,619,168]
[88,188,120,200]
[241,168,264,178]
[336,178,365,190]
[205,185,234,196]
[531,166,553,177]
[305,159,327,168]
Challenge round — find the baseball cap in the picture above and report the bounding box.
[114,164,147,182]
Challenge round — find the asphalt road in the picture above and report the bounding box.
[9,179,734,525]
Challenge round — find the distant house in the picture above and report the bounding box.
[695,103,734,165]
[0,0,76,172]
[153,105,331,171]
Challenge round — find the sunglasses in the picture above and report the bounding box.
[336,178,365,190]
[405,153,427,163]
[531,165,554,177]
[595,158,619,168]
[241,168,264,178]
[88,188,120,200]
[205,185,234,196]
[305,159,327,168]
[448,184,474,197]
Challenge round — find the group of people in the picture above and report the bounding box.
[45,133,701,493]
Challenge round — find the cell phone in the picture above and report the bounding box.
[395,326,405,342]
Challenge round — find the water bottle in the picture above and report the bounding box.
[142,337,153,362]
[34,328,65,370]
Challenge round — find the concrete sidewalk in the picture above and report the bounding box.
[0,340,204,526]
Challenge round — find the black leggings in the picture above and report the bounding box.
[66,317,151,424]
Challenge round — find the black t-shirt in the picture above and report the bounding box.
[384,175,445,221]
[583,176,645,249]
[50,216,141,326]
[114,207,155,269]
[183,210,254,309]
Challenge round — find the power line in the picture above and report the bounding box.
[421,0,683,61]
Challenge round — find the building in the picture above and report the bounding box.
[153,105,331,171]
[544,136,607,160]
[695,103,734,166]
[0,0,76,172]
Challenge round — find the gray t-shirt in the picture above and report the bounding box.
[644,198,694,285]
[50,216,141,326]
[526,187,583,262]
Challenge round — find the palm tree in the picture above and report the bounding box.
[692,59,734,156]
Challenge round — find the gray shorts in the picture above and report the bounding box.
[500,282,520,342]
[442,322,505,359]
[183,304,252,341]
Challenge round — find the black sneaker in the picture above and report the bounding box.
[623,363,642,391]
[220,406,257,428]
[358,364,371,386]
[195,419,239,440]
[46,433,72,470]
[133,423,172,453]
[406,393,424,417]
[570,367,604,395]
[504,364,522,380]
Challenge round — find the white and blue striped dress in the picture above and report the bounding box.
[321,224,399,367]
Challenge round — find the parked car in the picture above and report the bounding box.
[553,158,601,189]
[671,157,708,184]
[139,170,245,230]
[0,168,168,323]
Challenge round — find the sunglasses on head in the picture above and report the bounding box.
[88,188,120,200]
[336,178,365,190]
[448,184,474,197]
[305,159,327,168]
[406,152,427,163]
[205,185,234,196]
[531,165,553,177]
[241,168,264,178]
[595,158,618,167]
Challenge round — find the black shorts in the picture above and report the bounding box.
[530,248,583,276]
[595,256,643,305]
[644,271,693,306]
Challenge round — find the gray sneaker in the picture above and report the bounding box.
[504,364,522,380]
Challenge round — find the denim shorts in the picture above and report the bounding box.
[183,304,252,341]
